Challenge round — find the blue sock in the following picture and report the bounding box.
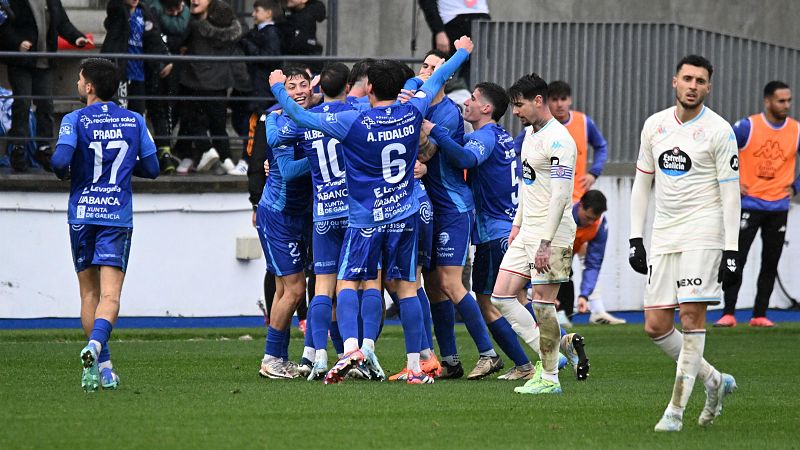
[88,318,113,352]
[360,289,383,342]
[303,309,314,349]
[309,295,333,351]
[417,287,433,350]
[98,342,111,364]
[357,290,364,346]
[430,300,457,358]
[524,301,538,323]
[330,320,344,355]
[265,326,283,358]
[281,328,290,359]
[398,296,423,354]
[454,293,494,354]
[487,317,530,366]
[336,289,360,341]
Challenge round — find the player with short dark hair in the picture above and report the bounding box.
[50,57,159,391]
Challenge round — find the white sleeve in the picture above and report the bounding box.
[630,124,655,239]
[543,177,571,241]
[716,128,741,250]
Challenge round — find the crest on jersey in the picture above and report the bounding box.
[101,104,108,112]
[692,127,706,141]
[323,104,330,112]
[658,147,692,176]
[385,107,392,115]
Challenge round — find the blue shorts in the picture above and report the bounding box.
[431,211,474,267]
[472,237,510,295]
[417,196,434,270]
[69,224,133,273]
[257,206,310,277]
[312,217,348,275]
[338,215,418,282]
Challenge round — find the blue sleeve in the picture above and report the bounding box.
[580,217,608,298]
[514,130,526,153]
[430,127,492,169]
[408,48,469,116]
[732,117,751,149]
[51,143,75,180]
[137,114,157,158]
[275,148,310,180]
[585,116,608,177]
[402,77,424,92]
[133,153,160,179]
[266,112,301,148]
[271,82,359,141]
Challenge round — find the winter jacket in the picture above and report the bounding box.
[0,0,85,67]
[239,23,281,99]
[282,0,324,56]
[101,0,169,81]
[178,1,243,91]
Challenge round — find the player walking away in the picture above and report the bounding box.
[265,62,357,380]
[422,81,537,380]
[51,58,160,391]
[716,81,800,328]
[257,66,314,380]
[557,190,626,325]
[489,73,579,395]
[269,36,475,385]
[547,81,608,203]
[629,55,739,431]
[410,50,502,380]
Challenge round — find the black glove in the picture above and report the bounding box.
[628,238,648,274]
[718,250,740,290]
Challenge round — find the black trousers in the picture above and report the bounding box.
[7,65,53,146]
[177,86,231,161]
[723,208,788,317]
[556,269,576,316]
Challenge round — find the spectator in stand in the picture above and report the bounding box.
[177,0,242,175]
[142,0,191,174]
[102,0,175,172]
[0,0,91,172]
[418,0,489,88]
[281,0,325,73]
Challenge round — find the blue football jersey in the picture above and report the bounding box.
[56,101,156,227]
[424,97,473,213]
[467,123,521,243]
[258,139,312,215]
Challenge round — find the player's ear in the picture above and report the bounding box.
[672,76,678,89]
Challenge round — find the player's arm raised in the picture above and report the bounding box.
[628,124,655,274]
[409,36,473,116]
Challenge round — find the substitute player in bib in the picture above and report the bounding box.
[488,73,577,395]
[51,58,160,391]
[269,36,475,385]
[629,55,739,431]
[716,81,800,328]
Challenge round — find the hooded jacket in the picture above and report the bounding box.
[179,0,243,91]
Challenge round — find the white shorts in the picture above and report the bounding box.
[499,237,572,287]
[644,249,722,310]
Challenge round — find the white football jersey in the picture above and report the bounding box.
[518,118,577,248]
[636,105,740,255]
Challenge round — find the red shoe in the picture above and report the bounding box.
[713,314,737,327]
[421,354,442,378]
[298,319,307,335]
[749,317,775,327]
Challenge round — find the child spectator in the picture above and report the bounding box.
[281,0,325,73]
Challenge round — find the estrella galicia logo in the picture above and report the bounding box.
[315,221,332,235]
[438,232,450,246]
[730,155,739,171]
[658,147,692,176]
[522,159,535,185]
[419,201,432,224]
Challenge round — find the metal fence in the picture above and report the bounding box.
[470,22,800,163]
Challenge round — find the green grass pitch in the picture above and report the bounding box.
[1,323,798,449]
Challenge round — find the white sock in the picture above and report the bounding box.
[669,330,706,414]
[532,303,560,376]
[420,348,433,360]
[362,338,375,352]
[99,360,113,371]
[491,295,542,357]
[262,354,279,363]
[302,346,315,362]
[588,298,606,314]
[479,349,497,358]
[314,349,328,365]
[652,328,720,389]
[89,339,102,354]
[407,353,422,373]
[344,338,359,354]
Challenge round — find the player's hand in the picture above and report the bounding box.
[453,35,474,54]
[397,89,414,104]
[718,250,740,290]
[159,63,173,78]
[19,40,33,52]
[75,36,92,47]
[435,31,450,54]
[421,119,436,136]
[582,173,597,191]
[268,69,286,86]
[509,225,520,245]
[263,159,270,177]
[534,240,551,274]
[577,296,589,314]
[252,210,257,228]
[413,160,427,179]
[628,238,648,274]
[311,74,320,88]
[740,184,749,196]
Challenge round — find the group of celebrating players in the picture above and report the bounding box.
[55,34,749,432]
